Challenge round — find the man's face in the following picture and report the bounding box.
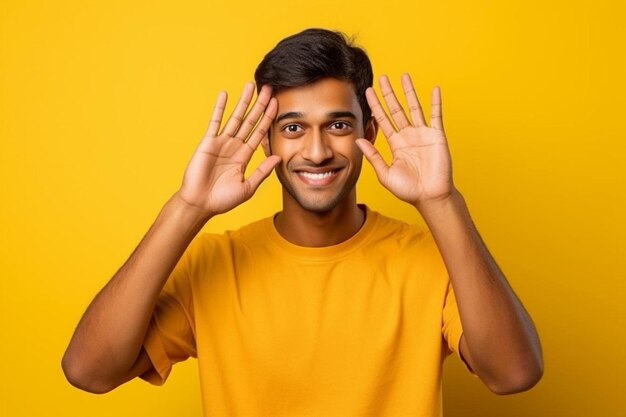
[264,78,375,213]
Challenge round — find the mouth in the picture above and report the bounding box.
[294,168,342,186]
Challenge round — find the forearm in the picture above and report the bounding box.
[417,189,543,392]
[62,191,210,391]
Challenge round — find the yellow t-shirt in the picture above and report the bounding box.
[141,206,465,417]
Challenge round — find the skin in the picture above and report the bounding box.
[356,74,543,393]
[62,83,281,393]
[263,78,376,246]
[62,75,543,395]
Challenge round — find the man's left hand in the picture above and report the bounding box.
[356,74,455,209]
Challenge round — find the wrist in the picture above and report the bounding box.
[414,188,465,222]
[168,191,214,226]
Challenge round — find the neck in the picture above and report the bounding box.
[274,192,365,247]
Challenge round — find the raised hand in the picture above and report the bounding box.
[177,83,281,217]
[356,74,454,208]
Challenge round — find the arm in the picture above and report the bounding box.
[356,74,543,395]
[62,83,280,394]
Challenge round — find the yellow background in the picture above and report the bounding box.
[1,0,624,415]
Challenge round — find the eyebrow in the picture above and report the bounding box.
[275,111,357,124]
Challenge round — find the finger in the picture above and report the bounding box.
[355,138,389,183]
[430,86,444,131]
[234,85,272,141]
[366,87,396,140]
[205,91,228,138]
[401,74,426,127]
[379,75,411,130]
[244,155,281,198]
[240,97,277,159]
[221,82,255,137]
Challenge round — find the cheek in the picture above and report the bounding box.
[272,139,293,155]
[337,139,362,157]
[270,139,301,164]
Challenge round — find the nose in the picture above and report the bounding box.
[301,128,333,164]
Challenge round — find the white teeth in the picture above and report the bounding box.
[299,171,335,180]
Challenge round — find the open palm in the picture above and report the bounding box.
[356,74,454,208]
[178,83,280,217]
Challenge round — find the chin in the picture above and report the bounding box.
[277,164,361,214]
[284,184,357,214]
[296,198,344,214]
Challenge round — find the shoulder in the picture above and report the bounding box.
[363,209,449,286]
[364,208,445,269]
[367,209,432,249]
[187,216,273,255]
[176,217,273,277]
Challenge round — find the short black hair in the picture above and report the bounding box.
[254,28,373,127]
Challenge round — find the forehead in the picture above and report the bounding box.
[273,78,361,119]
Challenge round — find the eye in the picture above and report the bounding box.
[285,124,302,132]
[328,121,353,134]
[280,124,304,137]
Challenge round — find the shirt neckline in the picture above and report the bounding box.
[263,205,379,260]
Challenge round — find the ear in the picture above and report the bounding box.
[261,129,272,157]
[364,116,378,144]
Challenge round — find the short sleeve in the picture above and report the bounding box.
[442,281,476,375]
[442,281,463,356]
[140,242,198,385]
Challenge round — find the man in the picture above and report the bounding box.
[62,29,543,416]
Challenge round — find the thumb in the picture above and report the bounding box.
[244,155,281,198]
[356,138,389,183]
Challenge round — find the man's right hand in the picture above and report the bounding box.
[177,83,280,217]
[62,82,280,394]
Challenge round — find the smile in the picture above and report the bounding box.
[295,169,341,186]
[299,171,336,180]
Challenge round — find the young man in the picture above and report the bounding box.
[63,29,543,416]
